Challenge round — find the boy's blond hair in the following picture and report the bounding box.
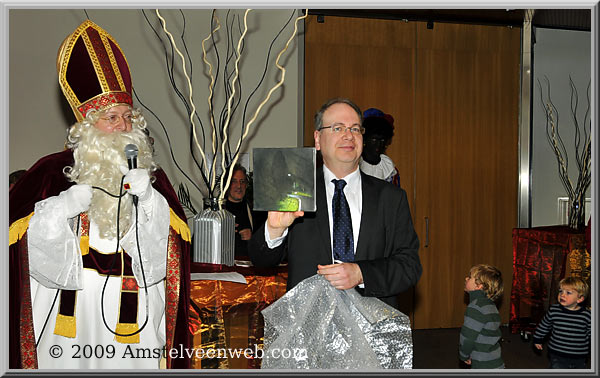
[560,276,589,299]
[470,264,503,301]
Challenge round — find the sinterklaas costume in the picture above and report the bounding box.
[9,20,191,369]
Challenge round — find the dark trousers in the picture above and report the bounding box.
[549,352,587,369]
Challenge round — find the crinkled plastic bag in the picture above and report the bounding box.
[261,274,413,369]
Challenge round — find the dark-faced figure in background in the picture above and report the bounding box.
[359,108,401,187]
[248,98,421,309]
[225,164,264,259]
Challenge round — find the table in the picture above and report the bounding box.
[188,262,288,369]
[509,226,589,334]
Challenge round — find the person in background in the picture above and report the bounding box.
[459,264,505,369]
[249,97,421,309]
[359,107,401,187]
[9,169,27,190]
[8,20,190,369]
[224,164,263,259]
[533,276,591,369]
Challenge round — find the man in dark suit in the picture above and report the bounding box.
[249,98,421,309]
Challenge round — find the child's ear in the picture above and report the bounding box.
[577,296,586,304]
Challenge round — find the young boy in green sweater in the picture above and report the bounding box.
[459,264,504,368]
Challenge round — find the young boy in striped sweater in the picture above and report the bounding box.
[459,264,504,368]
[533,276,591,369]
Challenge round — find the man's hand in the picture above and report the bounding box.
[266,210,304,239]
[317,263,363,290]
[464,359,472,365]
[238,228,252,241]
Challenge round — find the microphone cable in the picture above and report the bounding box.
[35,210,84,347]
[34,215,82,348]
[33,179,154,345]
[34,288,60,348]
[98,176,150,338]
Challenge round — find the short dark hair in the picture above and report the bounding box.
[225,164,248,197]
[9,169,27,187]
[313,98,363,131]
[231,163,247,178]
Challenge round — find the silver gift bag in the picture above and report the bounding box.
[261,274,413,369]
[192,200,235,266]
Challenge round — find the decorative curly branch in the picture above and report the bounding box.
[177,182,197,216]
[538,76,591,229]
[219,10,308,206]
[153,9,306,211]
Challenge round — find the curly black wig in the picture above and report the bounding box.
[363,116,394,140]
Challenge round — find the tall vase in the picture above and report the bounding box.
[192,197,235,265]
[568,196,586,231]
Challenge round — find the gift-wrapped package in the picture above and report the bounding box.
[261,274,413,369]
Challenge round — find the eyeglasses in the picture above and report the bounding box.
[318,123,365,135]
[99,113,135,125]
[231,179,248,185]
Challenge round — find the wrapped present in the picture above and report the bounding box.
[261,274,413,369]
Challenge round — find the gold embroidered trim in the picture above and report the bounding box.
[56,20,132,122]
[9,212,34,246]
[165,227,182,368]
[53,313,77,338]
[170,209,190,242]
[115,323,140,344]
[81,30,108,95]
[79,235,90,256]
[79,213,90,255]
[19,235,38,368]
[101,33,126,91]
[57,22,88,114]
[77,93,130,117]
[115,252,139,344]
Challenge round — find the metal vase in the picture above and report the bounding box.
[192,198,235,266]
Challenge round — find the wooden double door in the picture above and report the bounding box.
[304,15,520,328]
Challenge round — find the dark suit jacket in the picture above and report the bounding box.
[249,167,421,308]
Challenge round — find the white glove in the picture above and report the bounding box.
[59,184,93,218]
[120,166,153,202]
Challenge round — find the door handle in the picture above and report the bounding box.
[425,217,429,248]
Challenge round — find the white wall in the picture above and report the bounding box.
[9,8,304,214]
[531,27,592,227]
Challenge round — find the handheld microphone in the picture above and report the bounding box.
[124,144,139,206]
[124,144,138,170]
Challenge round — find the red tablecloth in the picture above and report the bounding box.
[509,226,587,333]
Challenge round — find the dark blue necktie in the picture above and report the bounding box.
[332,179,354,262]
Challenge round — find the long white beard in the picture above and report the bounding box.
[67,125,156,239]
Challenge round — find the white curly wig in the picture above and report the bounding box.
[63,106,158,239]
